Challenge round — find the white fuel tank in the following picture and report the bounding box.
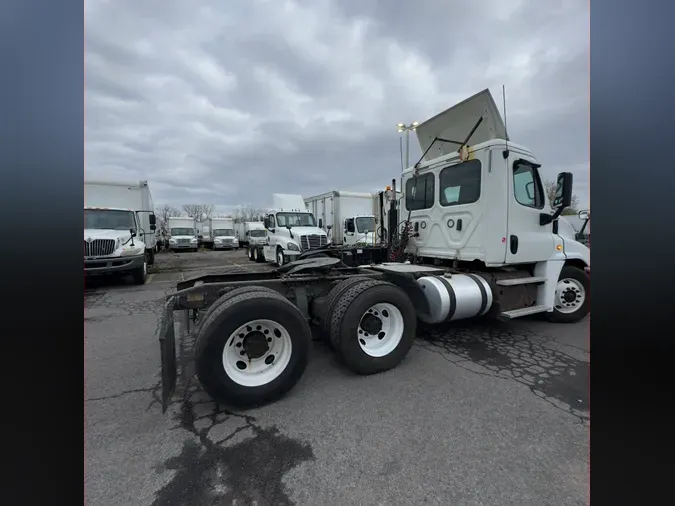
[416,274,493,324]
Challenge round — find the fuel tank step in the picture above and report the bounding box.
[499,304,549,320]
[496,276,547,286]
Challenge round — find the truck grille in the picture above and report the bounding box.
[300,234,327,250]
[177,238,191,245]
[84,239,115,257]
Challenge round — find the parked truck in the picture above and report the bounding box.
[167,217,198,252]
[158,89,590,412]
[243,222,267,261]
[198,221,213,249]
[84,180,157,284]
[237,221,265,247]
[305,191,380,246]
[210,218,239,250]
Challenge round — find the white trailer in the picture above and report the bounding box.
[210,218,239,250]
[158,89,590,411]
[304,191,380,247]
[168,217,198,252]
[84,180,157,264]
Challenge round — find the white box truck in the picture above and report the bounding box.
[197,221,212,248]
[210,218,239,250]
[243,222,267,261]
[84,180,158,284]
[304,191,380,247]
[168,217,199,252]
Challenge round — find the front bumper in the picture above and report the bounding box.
[213,243,238,249]
[170,243,197,250]
[85,253,145,276]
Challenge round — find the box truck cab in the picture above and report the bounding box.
[84,206,153,284]
[168,217,199,252]
[245,222,266,247]
[210,218,239,250]
[84,180,157,265]
[262,194,328,267]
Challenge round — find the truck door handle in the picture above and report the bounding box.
[510,235,518,254]
[456,219,462,231]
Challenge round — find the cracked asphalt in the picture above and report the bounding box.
[85,249,589,506]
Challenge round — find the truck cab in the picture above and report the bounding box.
[343,215,377,246]
[245,222,267,248]
[402,89,589,318]
[263,194,329,267]
[167,217,199,252]
[211,218,239,250]
[84,206,150,284]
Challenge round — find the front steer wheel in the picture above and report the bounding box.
[328,280,417,375]
[194,289,311,408]
[546,265,590,323]
[131,258,148,285]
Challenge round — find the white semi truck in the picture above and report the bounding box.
[210,218,239,250]
[158,89,590,411]
[167,217,199,252]
[249,194,329,266]
[84,180,157,284]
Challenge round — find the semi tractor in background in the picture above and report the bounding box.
[84,180,157,284]
[210,218,239,250]
[158,88,590,412]
[167,217,199,252]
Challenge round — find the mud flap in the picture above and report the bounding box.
[159,299,177,413]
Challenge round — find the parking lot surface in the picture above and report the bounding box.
[85,249,589,506]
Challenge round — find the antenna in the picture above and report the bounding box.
[502,84,509,159]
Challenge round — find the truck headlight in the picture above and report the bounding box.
[214,238,222,243]
[169,239,176,244]
[287,243,300,251]
[190,238,198,243]
[120,246,143,256]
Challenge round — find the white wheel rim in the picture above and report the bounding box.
[143,261,147,277]
[253,249,257,260]
[222,319,293,387]
[277,251,283,265]
[356,303,404,357]
[555,278,586,314]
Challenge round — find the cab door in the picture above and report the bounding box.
[505,157,555,264]
[263,213,277,261]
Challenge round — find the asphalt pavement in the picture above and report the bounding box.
[85,249,589,506]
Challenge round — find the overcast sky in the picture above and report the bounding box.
[85,0,589,214]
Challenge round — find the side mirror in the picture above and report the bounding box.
[150,223,156,231]
[553,172,573,209]
[327,225,333,230]
[149,214,157,226]
[263,217,269,228]
[318,218,323,228]
[130,228,137,237]
[578,210,590,220]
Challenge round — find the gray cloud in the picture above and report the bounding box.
[85,0,589,211]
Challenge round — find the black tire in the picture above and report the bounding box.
[200,286,279,330]
[248,247,255,261]
[546,265,590,323]
[194,290,311,408]
[255,247,265,263]
[147,249,155,266]
[275,247,285,267]
[320,276,372,349]
[131,258,148,285]
[329,280,416,375]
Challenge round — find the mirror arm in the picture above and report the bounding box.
[540,206,564,226]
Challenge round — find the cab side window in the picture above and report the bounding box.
[345,218,355,233]
[267,214,276,228]
[439,160,482,206]
[513,163,545,209]
[405,173,435,211]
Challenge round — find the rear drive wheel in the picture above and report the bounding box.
[321,277,372,349]
[329,280,416,375]
[248,247,255,261]
[547,265,589,323]
[131,258,148,285]
[147,249,155,266]
[194,290,311,408]
[255,247,265,263]
[200,286,279,329]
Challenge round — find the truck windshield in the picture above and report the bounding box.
[276,213,316,227]
[355,217,376,233]
[249,230,266,237]
[213,229,235,236]
[85,209,136,230]
[170,228,194,236]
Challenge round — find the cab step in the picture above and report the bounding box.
[499,304,550,320]
[496,276,547,286]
